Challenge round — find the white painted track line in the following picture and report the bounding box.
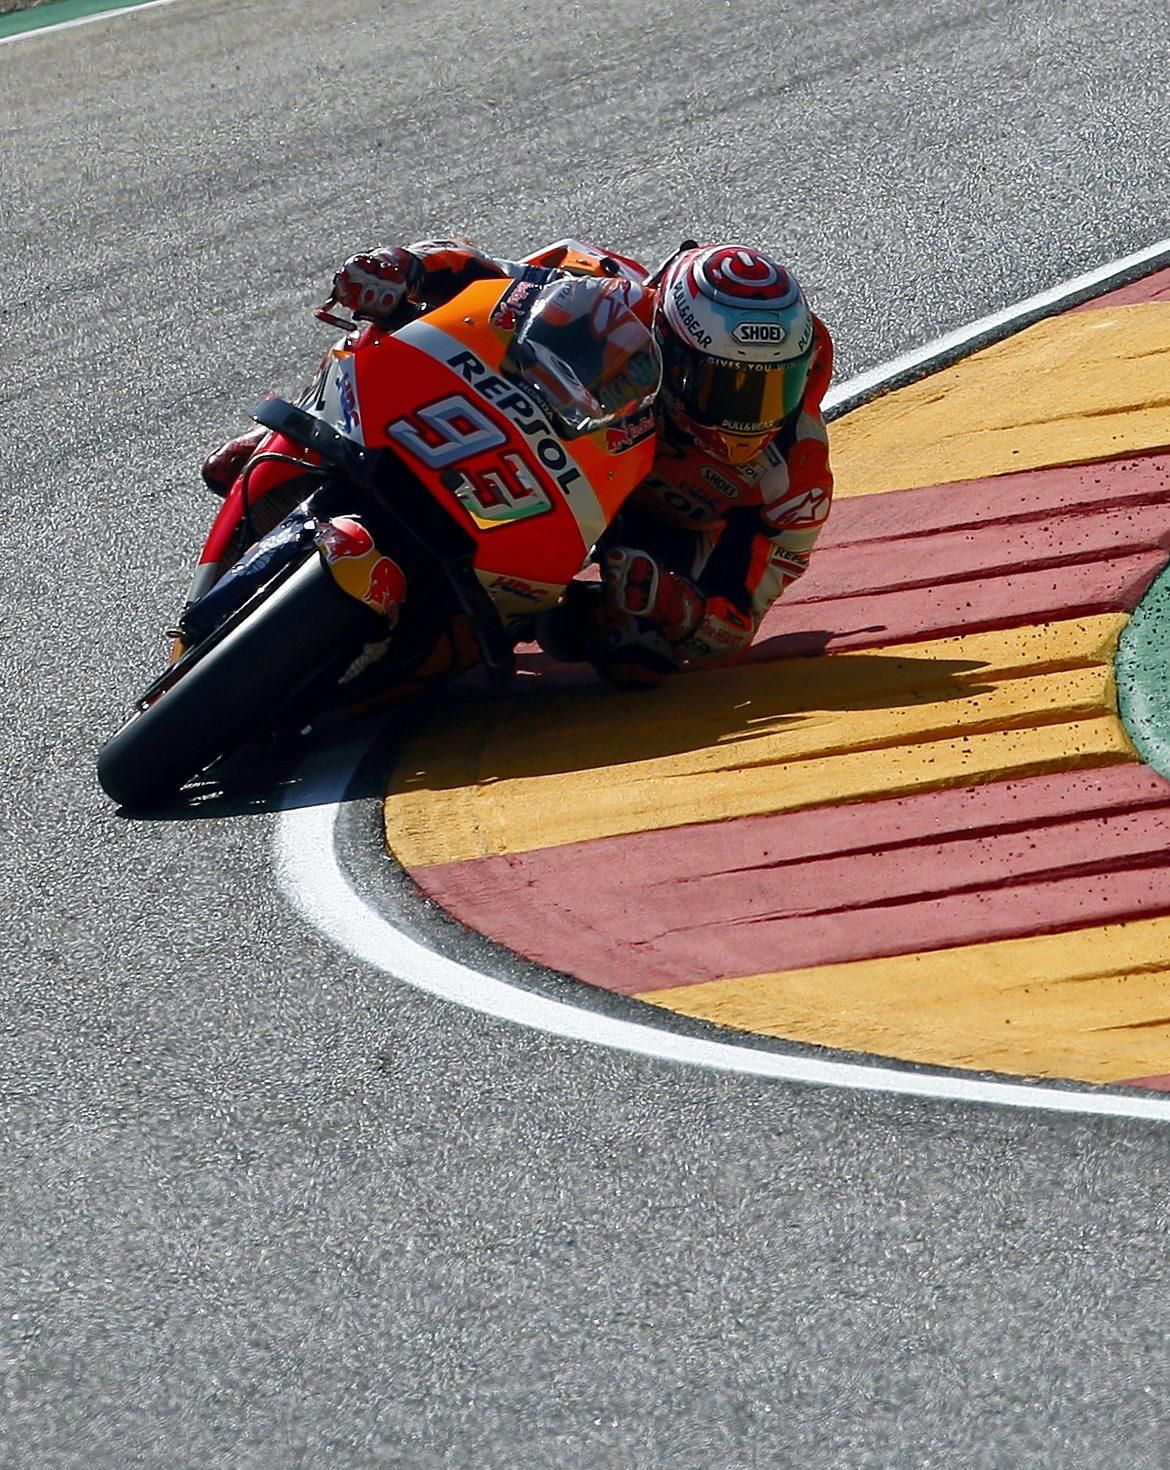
[273,250,1170,1121]
[274,738,1169,1120]
[824,237,1170,414]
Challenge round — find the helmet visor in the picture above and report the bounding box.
[661,333,811,434]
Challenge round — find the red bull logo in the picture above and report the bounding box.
[367,555,407,616]
[316,516,374,561]
[315,517,406,623]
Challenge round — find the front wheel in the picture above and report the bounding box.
[98,556,375,808]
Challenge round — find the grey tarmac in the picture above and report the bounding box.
[2,1,1169,1466]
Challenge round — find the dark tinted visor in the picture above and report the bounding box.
[661,333,811,433]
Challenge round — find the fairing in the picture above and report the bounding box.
[297,280,656,623]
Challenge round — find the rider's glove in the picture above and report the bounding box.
[328,246,423,322]
[677,595,756,667]
[578,548,707,686]
[603,547,705,644]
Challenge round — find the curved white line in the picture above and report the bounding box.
[823,236,1170,413]
[273,738,1168,1120]
[273,248,1170,1121]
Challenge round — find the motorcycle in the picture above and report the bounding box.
[97,240,661,807]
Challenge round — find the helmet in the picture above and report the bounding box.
[656,245,815,464]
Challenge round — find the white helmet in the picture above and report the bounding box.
[656,245,815,464]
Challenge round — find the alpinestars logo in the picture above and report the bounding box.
[769,485,831,529]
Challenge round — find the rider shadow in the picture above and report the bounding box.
[747,624,885,661]
[396,646,997,789]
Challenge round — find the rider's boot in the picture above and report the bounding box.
[201,427,266,497]
[534,579,604,662]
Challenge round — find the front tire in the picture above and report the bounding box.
[98,556,374,808]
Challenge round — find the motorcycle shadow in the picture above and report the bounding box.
[107,710,419,821]
[111,643,999,816]
[398,646,998,789]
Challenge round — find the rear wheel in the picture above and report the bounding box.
[98,556,375,808]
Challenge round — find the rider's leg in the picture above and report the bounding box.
[201,427,266,497]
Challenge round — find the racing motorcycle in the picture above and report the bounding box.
[96,241,661,807]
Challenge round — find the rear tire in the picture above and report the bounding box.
[98,556,374,808]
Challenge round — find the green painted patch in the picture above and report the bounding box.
[1116,561,1170,778]
[0,0,163,40]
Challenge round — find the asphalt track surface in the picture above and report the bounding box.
[2,2,1169,1465]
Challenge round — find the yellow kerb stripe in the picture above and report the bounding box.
[637,915,1170,1085]
[831,304,1170,499]
[385,614,1132,866]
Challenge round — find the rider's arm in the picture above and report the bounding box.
[402,239,532,304]
[682,439,833,662]
[680,319,834,666]
[328,238,531,320]
[606,431,834,675]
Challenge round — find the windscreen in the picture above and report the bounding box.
[503,276,661,437]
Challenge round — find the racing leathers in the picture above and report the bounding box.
[587,374,833,683]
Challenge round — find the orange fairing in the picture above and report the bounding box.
[521,238,650,283]
[347,280,656,612]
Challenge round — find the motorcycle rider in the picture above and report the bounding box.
[203,237,834,685]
